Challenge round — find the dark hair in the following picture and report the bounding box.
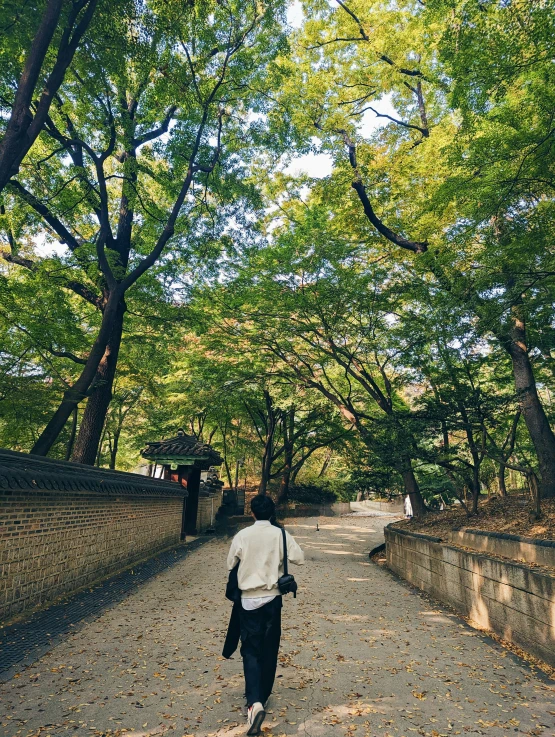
[251,494,275,521]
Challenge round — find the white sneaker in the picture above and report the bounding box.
[247,701,266,735]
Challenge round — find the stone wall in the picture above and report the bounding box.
[449,528,555,569]
[352,499,404,514]
[196,489,223,533]
[385,525,555,667]
[0,449,187,622]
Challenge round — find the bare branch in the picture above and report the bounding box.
[335,0,368,40]
[62,279,103,309]
[364,106,428,137]
[1,250,36,270]
[48,347,87,364]
[333,1,424,78]
[121,96,226,291]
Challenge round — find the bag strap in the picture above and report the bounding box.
[281,526,288,576]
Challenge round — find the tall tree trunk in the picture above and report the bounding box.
[470,466,481,515]
[223,458,233,489]
[498,464,507,496]
[505,308,555,498]
[96,420,107,466]
[258,390,275,495]
[64,406,78,461]
[399,460,425,517]
[0,0,63,191]
[233,420,242,493]
[31,288,123,456]
[278,472,290,504]
[527,470,541,519]
[497,409,520,497]
[219,422,234,488]
[290,465,300,486]
[109,427,121,470]
[0,0,98,194]
[259,443,272,495]
[277,407,295,504]
[318,448,333,478]
[71,301,125,464]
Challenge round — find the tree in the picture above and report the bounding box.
[264,0,555,498]
[2,0,554,522]
[156,326,349,498]
[420,0,555,497]
[0,0,101,192]
[2,0,288,460]
[190,197,429,514]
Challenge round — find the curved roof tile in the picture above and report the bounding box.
[142,429,223,467]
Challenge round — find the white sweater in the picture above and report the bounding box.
[227,520,305,599]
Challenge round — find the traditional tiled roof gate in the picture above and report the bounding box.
[142,430,223,537]
[142,429,222,470]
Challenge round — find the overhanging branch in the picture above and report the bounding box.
[338,129,428,253]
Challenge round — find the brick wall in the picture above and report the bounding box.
[0,450,187,622]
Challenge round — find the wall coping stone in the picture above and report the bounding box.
[0,448,187,498]
[462,527,555,548]
[388,522,555,553]
[387,525,555,580]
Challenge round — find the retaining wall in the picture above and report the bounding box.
[385,524,555,667]
[0,449,188,621]
[351,499,404,514]
[449,528,555,569]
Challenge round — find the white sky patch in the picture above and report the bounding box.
[34,232,66,258]
[287,1,303,28]
[281,94,398,178]
[284,151,334,178]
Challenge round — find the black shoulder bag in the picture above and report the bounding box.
[277,527,298,598]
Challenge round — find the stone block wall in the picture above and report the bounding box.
[385,525,555,667]
[0,449,187,622]
[196,489,223,533]
[352,499,404,514]
[449,528,555,568]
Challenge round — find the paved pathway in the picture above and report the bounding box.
[1,516,554,737]
[0,540,206,680]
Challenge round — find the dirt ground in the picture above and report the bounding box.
[1,515,554,737]
[397,495,555,541]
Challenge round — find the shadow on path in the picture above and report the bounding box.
[0,538,207,682]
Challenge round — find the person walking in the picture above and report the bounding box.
[226,494,305,735]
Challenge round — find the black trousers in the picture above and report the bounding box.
[239,596,282,706]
